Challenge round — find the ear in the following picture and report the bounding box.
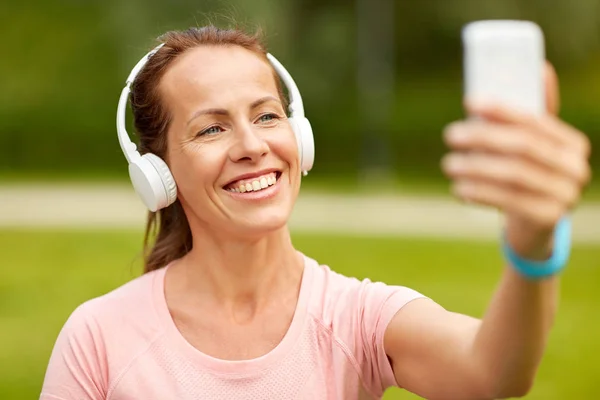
[544,61,560,116]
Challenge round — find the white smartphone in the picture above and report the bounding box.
[462,20,546,116]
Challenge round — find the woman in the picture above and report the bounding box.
[41,26,591,399]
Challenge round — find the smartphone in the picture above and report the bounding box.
[462,20,546,116]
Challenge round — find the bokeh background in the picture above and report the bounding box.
[1,0,599,399]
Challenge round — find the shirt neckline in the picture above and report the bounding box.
[152,252,315,376]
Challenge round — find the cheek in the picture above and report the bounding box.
[168,144,222,199]
[270,129,300,165]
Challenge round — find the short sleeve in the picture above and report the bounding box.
[40,302,108,400]
[348,279,425,396]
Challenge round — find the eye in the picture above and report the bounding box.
[198,125,223,137]
[257,113,280,124]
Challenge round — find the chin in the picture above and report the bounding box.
[231,209,291,238]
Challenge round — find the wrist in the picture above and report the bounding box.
[505,217,555,260]
[502,217,572,280]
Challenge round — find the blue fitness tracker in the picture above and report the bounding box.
[502,217,572,280]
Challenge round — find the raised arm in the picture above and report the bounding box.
[383,64,591,400]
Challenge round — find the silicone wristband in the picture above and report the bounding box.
[502,217,572,280]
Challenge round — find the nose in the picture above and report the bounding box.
[228,122,269,164]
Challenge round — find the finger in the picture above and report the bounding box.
[544,61,560,115]
[542,63,593,158]
[443,121,592,186]
[452,179,564,229]
[464,100,590,157]
[442,153,581,208]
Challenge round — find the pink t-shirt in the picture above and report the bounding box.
[41,254,424,399]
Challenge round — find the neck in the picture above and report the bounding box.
[177,224,303,307]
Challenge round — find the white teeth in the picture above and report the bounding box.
[228,172,279,193]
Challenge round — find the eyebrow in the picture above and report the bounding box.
[186,96,282,126]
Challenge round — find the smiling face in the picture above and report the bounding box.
[159,45,302,238]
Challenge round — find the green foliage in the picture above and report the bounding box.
[2,0,599,178]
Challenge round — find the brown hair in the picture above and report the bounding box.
[130,26,287,273]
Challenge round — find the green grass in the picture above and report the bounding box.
[1,229,598,399]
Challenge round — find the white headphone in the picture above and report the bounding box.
[116,43,315,212]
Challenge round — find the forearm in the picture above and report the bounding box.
[473,265,559,397]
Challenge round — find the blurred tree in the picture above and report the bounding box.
[356,0,396,184]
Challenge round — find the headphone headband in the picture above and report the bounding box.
[126,43,165,85]
[265,53,304,118]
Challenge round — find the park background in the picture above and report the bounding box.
[1,0,599,399]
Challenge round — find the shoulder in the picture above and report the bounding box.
[304,255,425,325]
[42,269,168,398]
[69,268,162,328]
[55,268,167,368]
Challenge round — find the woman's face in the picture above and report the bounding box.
[159,45,302,237]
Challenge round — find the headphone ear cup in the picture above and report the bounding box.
[145,153,177,205]
[289,117,315,173]
[288,117,302,157]
[128,153,177,212]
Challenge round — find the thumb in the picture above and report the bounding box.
[544,61,560,115]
